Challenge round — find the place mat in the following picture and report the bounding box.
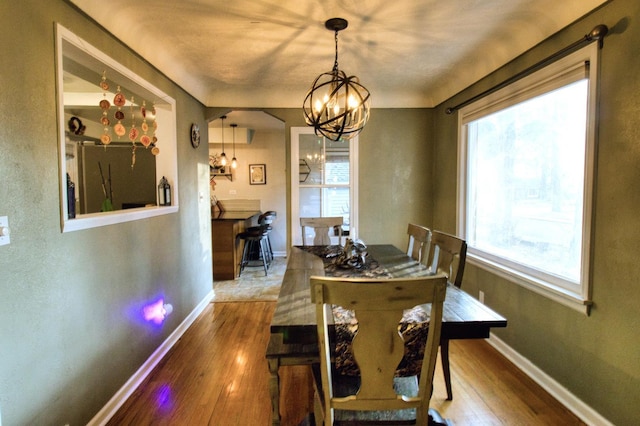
[295,245,392,278]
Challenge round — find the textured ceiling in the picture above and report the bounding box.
[69,0,606,108]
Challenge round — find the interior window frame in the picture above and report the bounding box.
[55,23,179,233]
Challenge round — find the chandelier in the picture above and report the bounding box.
[303,18,370,142]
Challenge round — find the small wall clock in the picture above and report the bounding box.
[190,123,201,148]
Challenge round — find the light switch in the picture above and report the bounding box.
[0,216,10,246]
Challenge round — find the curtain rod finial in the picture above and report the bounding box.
[588,24,608,41]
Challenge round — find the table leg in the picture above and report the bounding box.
[268,356,281,426]
[441,339,453,400]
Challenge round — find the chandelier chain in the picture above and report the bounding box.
[333,30,339,73]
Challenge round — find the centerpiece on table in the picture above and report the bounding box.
[333,238,368,269]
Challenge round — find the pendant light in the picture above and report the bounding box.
[219,115,228,167]
[230,123,238,169]
[303,18,371,142]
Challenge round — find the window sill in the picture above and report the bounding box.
[468,253,592,315]
[62,205,178,232]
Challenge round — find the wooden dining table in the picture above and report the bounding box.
[266,244,507,425]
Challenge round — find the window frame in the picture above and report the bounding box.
[291,127,359,246]
[456,44,599,315]
[56,24,179,233]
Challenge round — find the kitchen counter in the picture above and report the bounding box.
[211,210,261,280]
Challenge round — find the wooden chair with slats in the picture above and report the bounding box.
[301,217,344,246]
[310,275,450,425]
[426,230,467,400]
[406,223,432,264]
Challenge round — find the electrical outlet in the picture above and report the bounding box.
[479,290,485,304]
[0,216,10,246]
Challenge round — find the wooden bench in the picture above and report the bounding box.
[266,333,318,425]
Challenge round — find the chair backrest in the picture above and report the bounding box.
[427,230,467,288]
[300,216,343,246]
[310,275,447,425]
[259,211,276,227]
[406,223,431,264]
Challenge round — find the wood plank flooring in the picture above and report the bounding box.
[107,301,585,426]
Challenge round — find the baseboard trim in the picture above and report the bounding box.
[87,290,214,426]
[487,334,613,426]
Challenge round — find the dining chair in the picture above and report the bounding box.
[406,223,432,264]
[301,217,344,246]
[426,230,468,400]
[310,275,449,425]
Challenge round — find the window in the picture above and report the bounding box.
[291,128,358,245]
[56,24,178,232]
[457,44,599,313]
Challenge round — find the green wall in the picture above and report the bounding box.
[433,1,640,424]
[260,108,435,251]
[0,1,212,424]
[2,0,636,424]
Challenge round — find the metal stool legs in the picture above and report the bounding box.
[238,226,270,277]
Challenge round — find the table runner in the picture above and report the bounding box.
[295,245,392,278]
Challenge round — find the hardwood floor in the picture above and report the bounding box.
[107,301,585,426]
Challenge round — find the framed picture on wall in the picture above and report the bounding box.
[249,164,266,185]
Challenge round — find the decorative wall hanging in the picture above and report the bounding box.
[249,164,266,185]
[140,100,151,147]
[99,70,112,145]
[151,102,160,156]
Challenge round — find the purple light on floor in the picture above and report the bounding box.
[143,298,172,324]
[154,383,173,412]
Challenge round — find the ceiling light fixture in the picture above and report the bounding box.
[219,115,228,167]
[303,18,370,142]
[230,123,238,169]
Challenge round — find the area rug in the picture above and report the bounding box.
[211,257,287,302]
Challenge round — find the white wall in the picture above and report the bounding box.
[209,128,287,255]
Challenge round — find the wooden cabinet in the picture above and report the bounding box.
[211,211,260,280]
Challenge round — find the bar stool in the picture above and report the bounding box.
[261,211,277,262]
[245,211,276,266]
[237,224,270,276]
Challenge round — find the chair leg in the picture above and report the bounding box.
[441,339,453,400]
[238,239,249,277]
[260,238,269,276]
[266,233,274,263]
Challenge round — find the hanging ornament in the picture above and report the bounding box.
[150,102,160,156]
[113,85,126,138]
[140,100,151,147]
[99,71,112,145]
[128,96,139,143]
[129,96,139,169]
